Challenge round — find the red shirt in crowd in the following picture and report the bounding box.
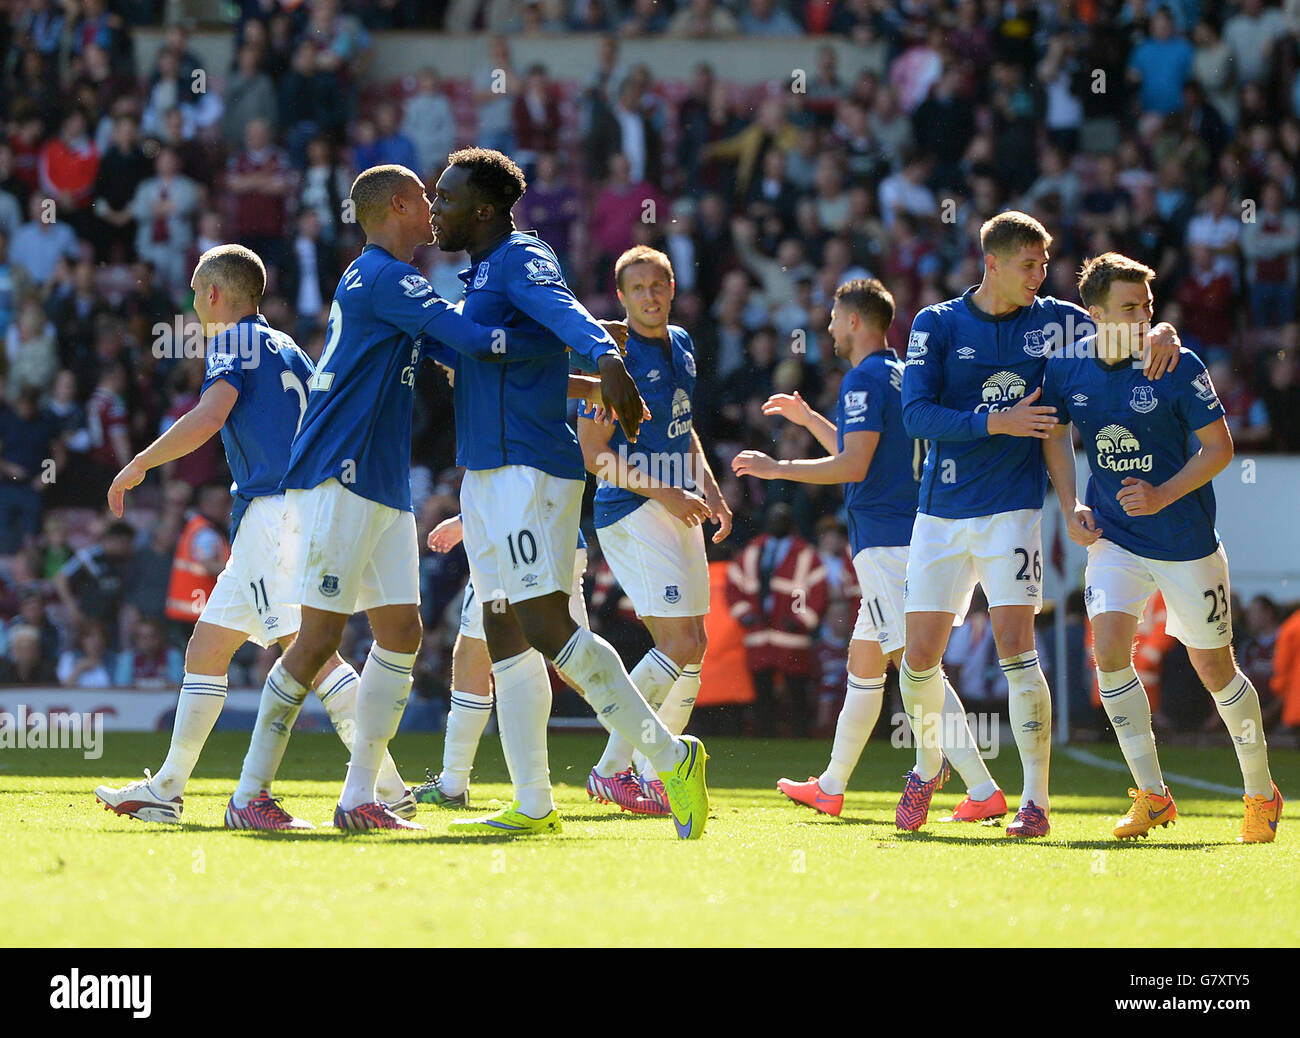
[228,147,290,240]
[39,136,100,210]
[87,387,128,469]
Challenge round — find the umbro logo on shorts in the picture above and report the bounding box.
[266,616,279,627]
[664,585,680,604]
[522,573,538,587]
[320,575,340,597]
[1026,585,1039,596]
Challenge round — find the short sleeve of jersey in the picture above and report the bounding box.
[840,364,881,433]
[1173,349,1227,431]
[1041,357,1070,425]
[370,259,445,341]
[501,240,619,368]
[202,330,247,396]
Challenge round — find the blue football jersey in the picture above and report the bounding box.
[838,349,919,551]
[202,314,314,537]
[281,244,558,512]
[577,325,698,529]
[902,288,1094,519]
[453,231,620,479]
[1043,346,1227,562]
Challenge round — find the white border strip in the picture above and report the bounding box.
[1062,746,1240,796]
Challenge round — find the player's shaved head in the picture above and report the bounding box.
[351,164,422,231]
[446,147,527,214]
[1077,252,1155,309]
[980,211,1052,258]
[834,278,895,332]
[193,244,266,305]
[615,245,673,289]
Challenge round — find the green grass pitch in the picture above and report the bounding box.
[2,731,1294,947]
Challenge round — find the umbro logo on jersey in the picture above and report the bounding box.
[956,346,976,359]
[472,261,490,289]
[664,585,680,603]
[1072,393,1089,405]
[1130,386,1158,413]
[645,369,662,382]
[320,575,340,597]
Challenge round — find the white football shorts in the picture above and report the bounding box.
[1085,538,1233,649]
[460,465,585,605]
[200,494,301,648]
[850,545,909,654]
[597,498,710,618]
[905,508,1044,621]
[460,547,589,641]
[276,478,419,614]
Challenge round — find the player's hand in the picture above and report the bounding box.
[704,487,733,543]
[731,449,779,479]
[659,487,712,527]
[1116,476,1169,517]
[761,392,812,427]
[588,396,652,426]
[107,457,147,517]
[1142,322,1181,380]
[427,515,464,552]
[1067,503,1102,546]
[599,320,629,352]
[985,386,1057,438]
[435,360,454,387]
[597,354,644,442]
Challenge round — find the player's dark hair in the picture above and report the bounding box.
[833,278,895,332]
[980,210,1052,257]
[1077,252,1155,309]
[615,245,674,289]
[447,147,527,213]
[193,244,266,306]
[350,163,421,231]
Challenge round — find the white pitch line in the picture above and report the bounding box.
[1062,746,1240,796]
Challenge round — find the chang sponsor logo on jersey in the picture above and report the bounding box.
[1095,423,1154,473]
[974,371,1027,412]
[666,387,694,439]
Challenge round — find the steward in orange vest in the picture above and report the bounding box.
[165,485,232,623]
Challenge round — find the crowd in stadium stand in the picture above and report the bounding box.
[2,0,1300,740]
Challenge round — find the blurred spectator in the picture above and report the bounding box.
[4,300,58,402]
[159,361,225,491]
[8,589,60,662]
[123,518,180,626]
[281,208,339,344]
[1176,245,1236,358]
[1240,181,1299,328]
[403,67,456,179]
[1209,359,1271,448]
[473,36,518,155]
[0,385,61,553]
[0,623,58,685]
[227,118,291,271]
[113,614,183,688]
[667,0,740,36]
[1223,0,1289,88]
[1185,183,1240,271]
[586,77,662,186]
[53,521,134,641]
[1272,602,1300,731]
[163,483,231,631]
[84,360,131,503]
[130,146,199,299]
[57,619,114,687]
[279,41,346,169]
[10,193,80,289]
[726,503,827,736]
[1261,351,1300,452]
[222,42,278,151]
[48,260,108,367]
[298,137,350,248]
[738,0,802,36]
[702,98,800,203]
[39,108,100,240]
[520,153,580,274]
[1128,9,1194,116]
[589,153,668,283]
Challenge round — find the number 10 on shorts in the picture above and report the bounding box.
[507,529,537,568]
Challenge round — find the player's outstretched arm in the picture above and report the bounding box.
[576,413,710,526]
[690,430,732,542]
[761,392,837,454]
[732,428,877,486]
[107,380,238,517]
[1042,423,1101,545]
[1117,417,1232,517]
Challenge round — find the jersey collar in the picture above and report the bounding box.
[961,286,1027,323]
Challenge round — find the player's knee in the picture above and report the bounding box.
[1191,648,1236,693]
[377,617,423,656]
[517,611,575,660]
[903,644,942,672]
[1093,643,1134,673]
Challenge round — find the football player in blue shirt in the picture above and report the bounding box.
[1041,252,1280,842]
[94,245,411,829]
[268,163,570,831]
[733,278,1004,819]
[577,246,731,816]
[429,148,711,838]
[899,211,1181,837]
